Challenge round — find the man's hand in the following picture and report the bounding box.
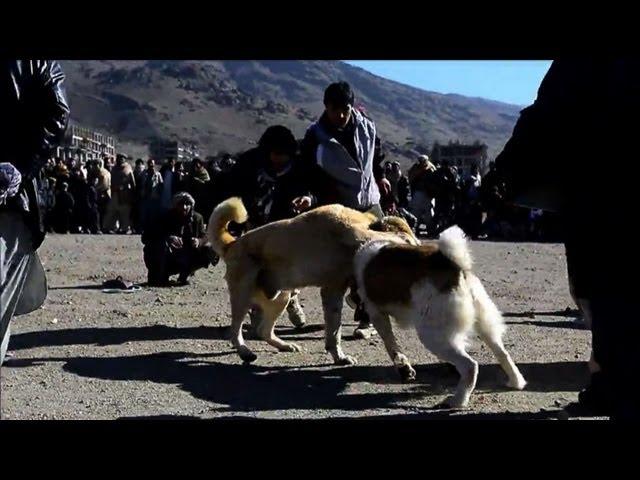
[169,236,183,249]
[378,178,391,196]
[292,196,312,214]
[0,162,22,203]
[191,238,200,248]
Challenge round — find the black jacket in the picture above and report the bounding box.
[494,59,640,215]
[141,209,206,246]
[1,60,70,248]
[225,147,314,226]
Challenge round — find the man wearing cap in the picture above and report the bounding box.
[141,191,211,287]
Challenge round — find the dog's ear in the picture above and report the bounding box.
[369,219,386,232]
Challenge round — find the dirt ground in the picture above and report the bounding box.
[0,234,595,420]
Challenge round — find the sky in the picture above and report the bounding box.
[345,61,552,106]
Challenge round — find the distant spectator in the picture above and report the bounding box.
[104,154,136,234]
[53,182,75,233]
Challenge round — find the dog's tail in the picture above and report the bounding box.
[207,197,248,257]
[438,226,472,272]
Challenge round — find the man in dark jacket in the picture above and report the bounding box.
[1,60,70,366]
[227,125,313,331]
[494,59,640,419]
[53,181,75,233]
[299,82,388,339]
[141,192,212,287]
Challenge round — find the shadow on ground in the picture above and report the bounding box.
[6,347,589,414]
[8,324,327,351]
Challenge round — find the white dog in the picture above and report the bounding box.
[354,226,526,408]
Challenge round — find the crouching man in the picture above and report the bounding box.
[141,192,214,286]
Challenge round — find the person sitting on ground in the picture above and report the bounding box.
[141,192,213,287]
[226,125,313,332]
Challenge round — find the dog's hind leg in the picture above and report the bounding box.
[227,269,259,363]
[369,310,415,382]
[467,273,526,390]
[255,290,301,353]
[416,322,478,408]
[321,285,356,365]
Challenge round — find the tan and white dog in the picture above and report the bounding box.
[207,197,419,365]
[354,226,526,408]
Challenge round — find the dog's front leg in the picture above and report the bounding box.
[228,281,258,363]
[321,286,356,365]
[369,311,416,382]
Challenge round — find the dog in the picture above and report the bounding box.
[207,197,419,365]
[354,226,526,408]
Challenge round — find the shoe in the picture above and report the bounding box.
[177,275,190,286]
[353,304,377,339]
[563,372,613,417]
[286,296,306,328]
[353,324,377,340]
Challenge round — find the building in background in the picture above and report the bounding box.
[430,140,488,176]
[149,139,200,163]
[55,124,117,162]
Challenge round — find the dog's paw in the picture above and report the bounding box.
[440,395,469,410]
[239,349,258,364]
[279,342,302,353]
[335,355,358,366]
[507,376,527,390]
[398,364,417,383]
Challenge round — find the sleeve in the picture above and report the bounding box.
[18,60,70,176]
[372,136,385,182]
[298,128,324,207]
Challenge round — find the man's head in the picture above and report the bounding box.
[192,157,204,172]
[258,125,298,172]
[116,154,127,167]
[135,158,144,168]
[324,82,355,129]
[172,192,195,218]
[166,157,176,169]
[147,158,155,170]
[61,181,69,191]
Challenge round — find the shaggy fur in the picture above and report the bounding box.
[354,226,526,408]
[208,197,419,364]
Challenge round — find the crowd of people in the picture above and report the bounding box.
[37,144,562,243]
[37,153,235,236]
[5,60,637,419]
